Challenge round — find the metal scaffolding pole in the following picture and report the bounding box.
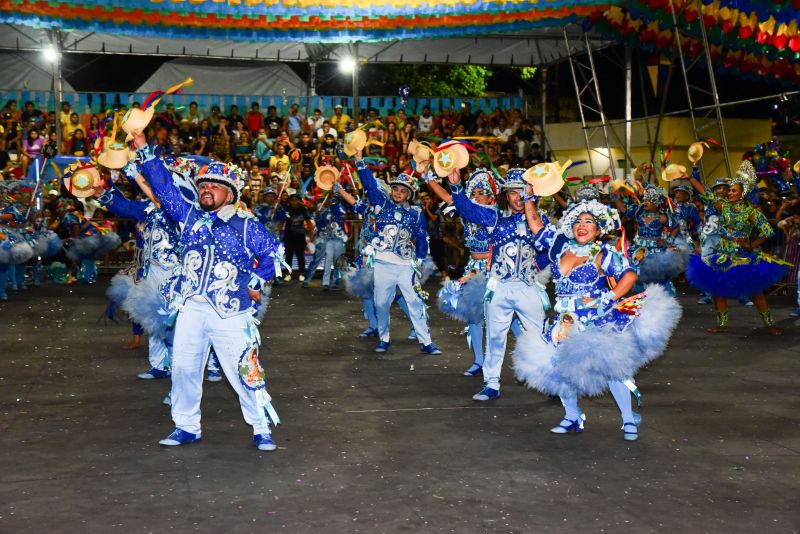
[352,43,360,122]
[668,0,731,177]
[563,29,616,178]
[540,67,548,158]
[48,28,63,155]
[624,47,632,176]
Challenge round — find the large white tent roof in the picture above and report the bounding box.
[0,24,605,66]
[136,58,308,97]
[0,51,74,91]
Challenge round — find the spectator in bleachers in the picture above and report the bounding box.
[246,102,263,135]
[186,101,203,125]
[207,105,222,128]
[268,143,290,174]
[21,101,41,130]
[21,129,44,175]
[68,128,87,156]
[265,105,282,142]
[227,104,243,128]
[316,120,337,141]
[329,104,351,133]
[211,117,231,160]
[306,108,324,133]
[86,114,102,147]
[285,103,304,141]
[3,112,21,153]
[417,106,434,134]
[296,131,316,168]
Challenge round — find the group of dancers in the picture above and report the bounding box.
[6,110,794,450]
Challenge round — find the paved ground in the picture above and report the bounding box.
[0,276,798,533]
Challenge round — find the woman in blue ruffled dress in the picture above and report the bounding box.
[621,185,688,295]
[686,160,789,335]
[425,168,496,376]
[515,196,682,441]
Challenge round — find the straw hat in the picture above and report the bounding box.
[408,139,434,173]
[688,141,709,164]
[97,140,133,170]
[793,160,800,174]
[661,163,687,182]
[314,165,340,190]
[121,107,155,141]
[633,162,654,181]
[289,148,302,164]
[433,142,469,177]
[343,129,367,157]
[522,160,571,196]
[63,163,101,198]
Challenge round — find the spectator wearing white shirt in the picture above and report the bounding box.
[492,117,513,143]
[316,120,338,141]
[417,106,434,133]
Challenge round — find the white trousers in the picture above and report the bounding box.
[170,299,270,436]
[483,280,545,390]
[373,260,432,345]
[148,336,169,370]
[323,239,345,287]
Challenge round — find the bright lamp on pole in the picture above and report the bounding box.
[43,45,58,63]
[339,56,356,74]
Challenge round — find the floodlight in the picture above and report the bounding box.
[339,56,356,74]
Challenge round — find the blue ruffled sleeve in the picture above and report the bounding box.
[97,184,148,221]
[600,244,634,280]
[356,160,387,208]
[246,220,280,286]
[137,144,191,224]
[450,182,498,228]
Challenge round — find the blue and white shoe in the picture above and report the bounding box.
[419,342,442,355]
[374,340,392,353]
[159,428,201,446]
[472,386,500,401]
[162,394,171,407]
[407,328,417,340]
[550,417,585,434]
[253,433,277,451]
[622,422,639,441]
[463,363,482,377]
[697,295,712,305]
[137,367,170,380]
[739,297,754,307]
[207,370,222,382]
[360,327,379,337]
[790,308,800,318]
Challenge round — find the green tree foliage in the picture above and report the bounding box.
[391,65,493,97]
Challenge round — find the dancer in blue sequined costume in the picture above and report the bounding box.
[514,197,681,441]
[425,168,496,376]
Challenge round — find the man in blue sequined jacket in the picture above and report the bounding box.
[355,150,442,355]
[447,168,549,402]
[132,132,283,452]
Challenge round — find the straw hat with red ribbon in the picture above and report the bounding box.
[122,77,193,141]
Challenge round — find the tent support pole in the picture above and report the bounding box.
[306,61,316,120]
[624,46,632,177]
[352,43,360,123]
[48,28,63,155]
[539,67,548,159]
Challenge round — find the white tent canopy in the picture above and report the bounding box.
[0,25,605,66]
[0,51,75,91]
[136,58,308,96]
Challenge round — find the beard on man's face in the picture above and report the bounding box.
[199,192,219,212]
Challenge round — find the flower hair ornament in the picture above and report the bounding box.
[559,199,621,239]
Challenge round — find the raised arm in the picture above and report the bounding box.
[335,183,358,206]
[95,182,148,221]
[446,174,498,228]
[132,133,191,223]
[423,170,453,204]
[354,150,386,206]
[523,184,545,235]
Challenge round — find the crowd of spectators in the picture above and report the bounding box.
[1,97,798,282]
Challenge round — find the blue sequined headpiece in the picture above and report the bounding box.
[642,184,666,205]
[388,173,419,200]
[501,168,526,190]
[465,168,495,199]
[575,184,599,202]
[196,161,242,204]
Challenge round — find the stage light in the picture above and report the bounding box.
[339,56,356,74]
[42,45,58,63]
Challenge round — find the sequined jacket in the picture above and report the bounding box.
[98,185,180,278]
[252,204,280,237]
[138,146,280,318]
[316,200,349,243]
[357,161,428,262]
[451,182,547,286]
